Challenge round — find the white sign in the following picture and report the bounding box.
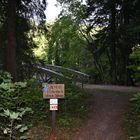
[50,105,58,110]
[50,99,58,105]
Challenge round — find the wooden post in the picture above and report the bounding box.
[49,111,56,140]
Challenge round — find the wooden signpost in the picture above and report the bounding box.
[42,83,65,140]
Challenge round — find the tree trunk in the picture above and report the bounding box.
[110,1,117,84]
[5,0,17,81]
[118,0,132,85]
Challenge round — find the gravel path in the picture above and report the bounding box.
[83,84,140,93]
[71,85,140,140]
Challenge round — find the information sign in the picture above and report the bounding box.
[50,105,58,110]
[50,99,58,105]
[43,84,64,99]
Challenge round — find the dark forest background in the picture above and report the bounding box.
[0,0,140,86]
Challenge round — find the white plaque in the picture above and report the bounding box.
[50,99,58,105]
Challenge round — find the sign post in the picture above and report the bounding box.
[42,83,65,140]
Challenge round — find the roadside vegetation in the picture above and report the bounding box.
[125,46,140,140]
[125,93,140,140]
[0,71,92,139]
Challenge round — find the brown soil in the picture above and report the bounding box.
[71,85,140,140]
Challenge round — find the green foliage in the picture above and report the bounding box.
[47,16,85,66]
[129,45,140,85]
[0,0,47,80]
[0,71,12,83]
[46,16,94,75]
[0,72,27,110]
[0,71,33,139]
[0,71,49,138]
[125,93,140,140]
[0,108,32,140]
[0,71,92,139]
[33,32,48,61]
[56,0,140,85]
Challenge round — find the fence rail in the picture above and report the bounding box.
[0,63,90,87]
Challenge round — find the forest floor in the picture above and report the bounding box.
[71,84,140,140]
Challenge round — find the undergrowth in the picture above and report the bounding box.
[125,93,140,140]
[0,71,92,139]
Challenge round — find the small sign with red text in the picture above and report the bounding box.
[50,105,58,110]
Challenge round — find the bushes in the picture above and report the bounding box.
[0,71,92,139]
[125,93,140,140]
[125,45,140,139]
[0,108,32,139]
[0,71,33,139]
[129,45,140,86]
[0,71,50,138]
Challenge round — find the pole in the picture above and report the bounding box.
[49,110,56,140]
[52,110,56,131]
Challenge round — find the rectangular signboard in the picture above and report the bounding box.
[50,105,58,110]
[43,84,64,99]
[50,99,58,105]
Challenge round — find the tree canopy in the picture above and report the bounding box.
[0,0,140,85]
[55,0,140,85]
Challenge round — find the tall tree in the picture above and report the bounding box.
[109,0,117,84]
[5,0,17,80]
[0,0,47,80]
[46,16,94,76]
[57,0,140,85]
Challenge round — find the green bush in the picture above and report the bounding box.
[125,93,140,140]
[0,71,92,138]
[129,45,140,85]
[0,107,32,139]
[0,71,33,139]
[0,71,29,109]
[126,45,140,138]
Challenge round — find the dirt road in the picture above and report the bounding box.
[72,85,140,140]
